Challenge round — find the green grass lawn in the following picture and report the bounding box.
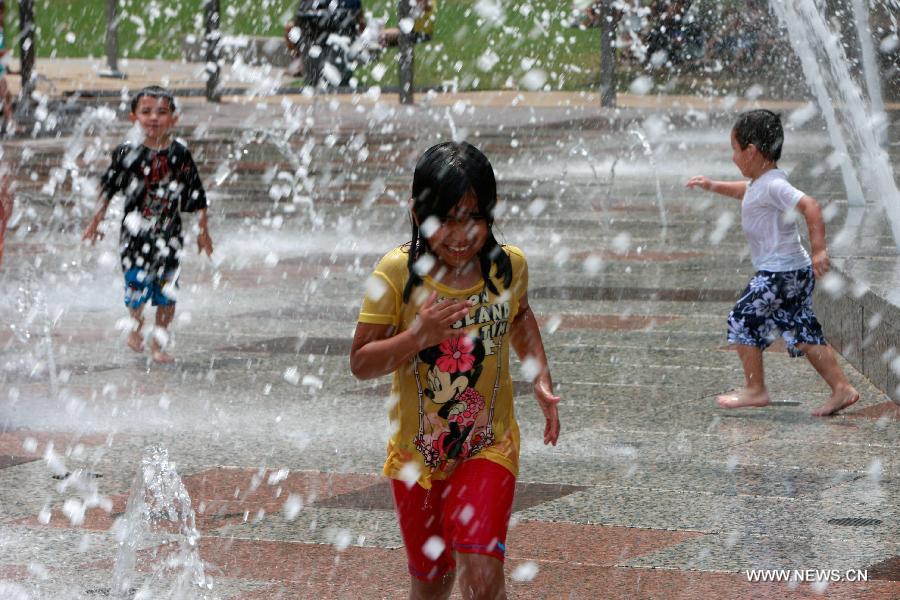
[4,0,603,91]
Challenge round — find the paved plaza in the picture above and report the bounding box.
[0,61,899,598]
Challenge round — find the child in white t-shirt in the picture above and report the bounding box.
[687,109,859,416]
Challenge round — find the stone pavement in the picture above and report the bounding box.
[0,60,899,598]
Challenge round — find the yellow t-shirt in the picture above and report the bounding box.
[358,244,528,489]
[413,0,436,37]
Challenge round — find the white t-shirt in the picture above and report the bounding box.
[741,169,811,272]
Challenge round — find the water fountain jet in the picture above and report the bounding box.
[110,445,211,599]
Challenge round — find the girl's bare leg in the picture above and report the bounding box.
[717,345,771,408]
[127,307,145,353]
[796,343,860,416]
[455,553,505,600]
[151,305,176,363]
[409,570,454,600]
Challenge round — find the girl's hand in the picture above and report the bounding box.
[686,175,711,191]
[197,230,214,257]
[811,249,830,279]
[410,291,472,350]
[534,374,560,446]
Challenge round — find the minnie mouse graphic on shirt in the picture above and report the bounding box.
[413,332,499,470]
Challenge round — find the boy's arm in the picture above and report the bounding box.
[82,192,111,245]
[686,176,747,200]
[509,292,560,446]
[196,208,213,256]
[796,194,829,278]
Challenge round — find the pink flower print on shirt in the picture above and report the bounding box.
[436,335,476,373]
[447,387,485,427]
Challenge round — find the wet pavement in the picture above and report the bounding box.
[0,61,899,598]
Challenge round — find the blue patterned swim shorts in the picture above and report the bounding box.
[727,266,826,357]
[124,268,177,309]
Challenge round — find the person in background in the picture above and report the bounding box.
[82,86,213,363]
[379,0,436,47]
[284,0,366,79]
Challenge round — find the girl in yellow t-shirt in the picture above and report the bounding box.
[351,141,560,598]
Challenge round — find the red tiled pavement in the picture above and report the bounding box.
[22,467,383,532]
[15,510,899,598]
[183,467,382,528]
[0,565,29,580]
[0,430,109,460]
[501,561,900,600]
[190,539,900,600]
[507,521,702,565]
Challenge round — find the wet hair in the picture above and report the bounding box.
[130,85,177,113]
[402,141,512,303]
[733,109,783,162]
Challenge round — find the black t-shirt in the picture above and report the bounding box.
[295,0,361,37]
[100,140,207,280]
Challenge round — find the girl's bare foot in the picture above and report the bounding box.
[126,331,144,353]
[811,385,859,417]
[716,389,771,409]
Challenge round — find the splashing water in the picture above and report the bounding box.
[770,0,900,248]
[111,446,212,599]
[629,128,668,242]
[850,0,887,146]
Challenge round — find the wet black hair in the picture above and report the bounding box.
[733,109,783,162]
[402,141,512,303]
[130,85,177,114]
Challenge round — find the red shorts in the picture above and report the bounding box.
[390,458,516,583]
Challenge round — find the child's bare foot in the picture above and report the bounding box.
[126,331,144,353]
[811,385,859,417]
[716,389,771,409]
[151,348,175,364]
[150,338,174,363]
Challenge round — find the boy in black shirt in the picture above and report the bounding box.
[83,86,213,363]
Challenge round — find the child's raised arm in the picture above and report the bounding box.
[509,292,561,446]
[686,175,747,200]
[796,194,829,278]
[350,292,471,380]
[196,208,213,256]
[82,192,111,245]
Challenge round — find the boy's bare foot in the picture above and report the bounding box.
[151,348,175,364]
[811,385,859,417]
[716,389,771,409]
[126,332,144,353]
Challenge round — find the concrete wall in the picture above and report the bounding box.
[815,269,900,404]
[182,35,293,67]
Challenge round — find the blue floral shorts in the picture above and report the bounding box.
[727,267,826,357]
